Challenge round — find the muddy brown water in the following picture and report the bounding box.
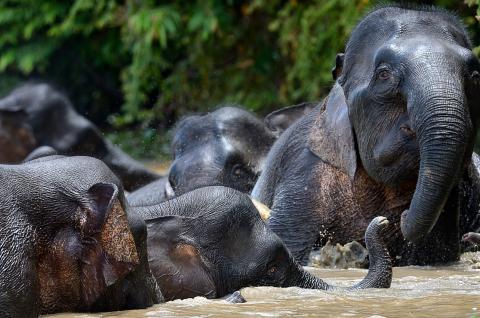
[45,252,480,318]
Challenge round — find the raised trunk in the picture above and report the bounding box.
[285,217,392,290]
[401,80,471,242]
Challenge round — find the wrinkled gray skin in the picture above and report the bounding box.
[253,5,480,266]
[0,153,161,317]
[131,186,392,302]
[128,106,278,205]
[0,83,161,190]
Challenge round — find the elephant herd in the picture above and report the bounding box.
[1,4,480,317]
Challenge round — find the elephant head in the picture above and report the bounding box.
[320,6,480,243]
[167,106,276,197]
[0,155,161,317]
[135,187,391,301]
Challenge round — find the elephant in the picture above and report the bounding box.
[0,83,161,190]
[252,5,480,266]
[0,152,162,317]
[130,186,392,301]
[128,106,278,205]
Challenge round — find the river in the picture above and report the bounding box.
[45,252,480,318]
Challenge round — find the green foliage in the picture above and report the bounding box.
[466,0,480,56]
[0,0,479,159]
[106,128,171,160]
[0,0,378,127]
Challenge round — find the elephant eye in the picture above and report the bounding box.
[232,163,247,177]
[377,69,391,80]
[471,70,480,84]
[267,265,277,275]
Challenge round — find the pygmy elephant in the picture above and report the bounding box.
[131,186,392,301]
[0,83,161,190]
[128,106,278,205]
[252,5,480,266]
[0,153,161,317]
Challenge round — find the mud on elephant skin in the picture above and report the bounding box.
[131,186,392,301]
[0,155,161,317]
[0,83,161,190]
[252,5,480,266]
[128,106,277,205]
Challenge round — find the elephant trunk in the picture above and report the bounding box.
[129,196,184,220]
[286,266,330,290]
[285,217,391,290]
[401,77,472,242]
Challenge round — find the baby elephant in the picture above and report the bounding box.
[0,154,161,317]
[131,186,392,301]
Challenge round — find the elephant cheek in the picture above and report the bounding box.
[37,230,83,314]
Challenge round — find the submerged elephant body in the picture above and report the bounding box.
[0,83,160,190]
[253,5,480,265]
[131,186,392,301]
[0,155,161,317]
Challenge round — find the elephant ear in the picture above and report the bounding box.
[331,53,344,80]
[80,183,139,306]
[38,183,139,310]
[146,216,216,301]
[264,102,317,137]
[308,82,357,179]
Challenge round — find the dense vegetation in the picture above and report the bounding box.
[0,0,479,159]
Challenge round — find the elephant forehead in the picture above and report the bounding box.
[26,156,119,190]
[380,37,466,62]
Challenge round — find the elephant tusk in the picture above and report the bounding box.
[165,179,175,199]
[250,198,271,221]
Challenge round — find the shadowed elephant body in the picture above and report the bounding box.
[0,155,161,317]
[0,83,161,190]
[131,186,392,301]
[253,5,480,266]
